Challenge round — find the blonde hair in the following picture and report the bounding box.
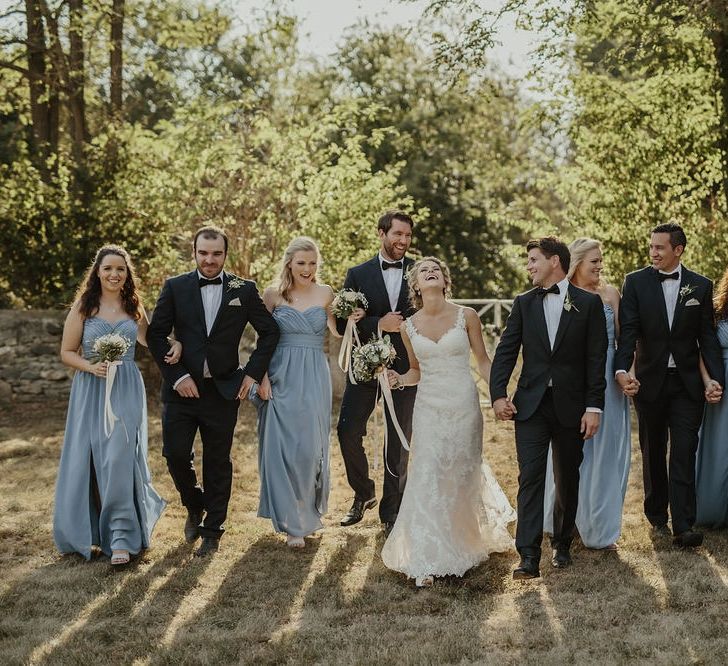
[274,236,321,303]
[407,256,453,310]
[568,238,602,284]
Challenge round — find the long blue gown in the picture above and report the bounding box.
[53,317,166,559]
[695,319,728,526]
[256,305,331,537]
[544,303,631,548]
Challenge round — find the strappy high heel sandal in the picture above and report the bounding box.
[286,535,305,549]
[111,550,130,566]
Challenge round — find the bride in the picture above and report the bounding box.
[381,256,515,587]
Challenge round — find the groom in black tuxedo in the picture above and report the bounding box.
[490,237,607,579]
[148,226,279,556]
[615,223,723,547]
[336,210,417,535]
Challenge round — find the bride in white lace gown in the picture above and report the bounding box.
[381,257,515,587]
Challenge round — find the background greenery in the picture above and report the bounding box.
[1,0,726,308]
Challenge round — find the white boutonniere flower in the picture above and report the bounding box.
[227,276,245,291]
[679,284,696,303]
[563,292,579,313]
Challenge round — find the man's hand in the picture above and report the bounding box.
[175,376,199,398]
[580,411,601,440]
[616,372,640,397]
[379,311,404,333]
[258,374,272,401]
[493,397,517,421]
[237,375,256,400]
[705,379,723,404]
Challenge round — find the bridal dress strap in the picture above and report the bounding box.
[405,316,416,338]
[455,306,466,330]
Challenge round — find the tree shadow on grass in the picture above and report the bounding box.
[147,533,321,664]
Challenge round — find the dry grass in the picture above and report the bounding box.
[2,399,728,666]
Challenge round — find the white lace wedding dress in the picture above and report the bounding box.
[381,307,516,579]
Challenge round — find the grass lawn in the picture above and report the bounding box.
[1,399,728,665]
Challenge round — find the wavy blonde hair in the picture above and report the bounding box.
[715,264,728,321]
[567,237,603,285]
[274,236,321,303]
[407,256,453,310]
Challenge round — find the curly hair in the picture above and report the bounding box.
[74,245,143,321]
[406,256,453,310]
[273,236,321,303]
[715,265,728,320]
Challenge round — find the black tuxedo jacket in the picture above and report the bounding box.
[335,255,415,378]
[614,265,723,403]
[147,270,279,402]
[490,283,608,426]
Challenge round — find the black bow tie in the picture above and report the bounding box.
[536,284,560,297]
[382,260,403,271]
[657,271,679,282]
[199,276,222,288]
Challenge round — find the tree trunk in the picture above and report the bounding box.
[707,1,728,211]
[24,1,51,174]
[109,0,124,117]
[67,0,87,164]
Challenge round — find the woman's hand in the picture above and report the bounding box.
[387,369,402,389]
[258,373,272,400]
[165,340,183,364]
[87,360,108,378]
[348,308,365,323]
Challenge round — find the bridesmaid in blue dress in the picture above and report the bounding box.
[54,246,173,565]
[696,266,728,526]
[256,237,363,548]
[544,238,632,549]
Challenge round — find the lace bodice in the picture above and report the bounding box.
[406,307,471,382]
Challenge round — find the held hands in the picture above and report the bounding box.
[493,397,517,421]
[87,360,108,378]
[705,379,723,404]
[616,372,640,397]
[379,311,404,333]
[175,376,200,398]
[165,340,183,364]
[348,308,366,324]
[237,375,256,400]
[258,373,272,401]
[580,411,601,440]
[387,369,403,390]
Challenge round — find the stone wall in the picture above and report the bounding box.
[0,310,347,403]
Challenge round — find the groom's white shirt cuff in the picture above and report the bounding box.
[173,374,191,390]
[585,407,602,414]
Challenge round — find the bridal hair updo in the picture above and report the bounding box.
[715,264,728,321]
[75,245,143,321]
[274,236,321,303]
[407,256,453,310]
[567,238,602,284]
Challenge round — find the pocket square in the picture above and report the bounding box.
[685,298,700,306]
[229,297,242,306]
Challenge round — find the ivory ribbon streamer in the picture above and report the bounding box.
[103,360,123,437]
[377,369,410,477]
[337,318,362,384]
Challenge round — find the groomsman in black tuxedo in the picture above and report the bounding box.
[615,223,723,547]
[335,211,417,535]
[148,226,279,556]
[490,237,608,579]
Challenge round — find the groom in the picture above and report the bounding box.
[336,210,417,535]
[490,237,607,579]
[615,222,723,547]
[148,226,279,556]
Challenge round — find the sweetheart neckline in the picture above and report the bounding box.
[409,316,463,345]
[275,304,327,314]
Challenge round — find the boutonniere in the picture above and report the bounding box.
[679,284,696,303]
[227,276,245,291]
[563,292,579,313]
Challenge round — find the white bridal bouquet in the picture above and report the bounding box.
[352,335,397,383]
[331,289,368,319]
[89,333,131,436]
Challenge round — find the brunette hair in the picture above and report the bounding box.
[652,222,687,251]
[273,236,321,303]
[378,210,415,233]
[74,245,142,320]
[526,236,571,274]
[193,225,228,254]
[407,256,453,310]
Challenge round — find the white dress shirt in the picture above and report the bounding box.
[659,263,681,368]
[379,252,404,312]
[542,277,601,413]
[173,270,223,389]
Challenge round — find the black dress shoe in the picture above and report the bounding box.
[551,548,572,568]
[513,555,540,580]
[673,530,703,548]
[382,521,395,537]
[184,510,203,543]
[194,536,220,557]
[340,496,377,527]
[651,523,671,537]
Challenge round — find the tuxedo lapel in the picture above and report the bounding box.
[529,291,551,352]
[551,285,575,354]
[367,256,392,312]
[188,271,208,334]
[395,257,414,312]
[671,267,691,333]
[208,271,231,338]
[649,268,671,333]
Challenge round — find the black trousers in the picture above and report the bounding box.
[336,381,416,522]
[514,389,584,556]
[635,370,704,535]
[161,379,239,538]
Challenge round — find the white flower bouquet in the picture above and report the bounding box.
[331,289,368,319]
[352,335,397,383]
[89,333,131,363]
